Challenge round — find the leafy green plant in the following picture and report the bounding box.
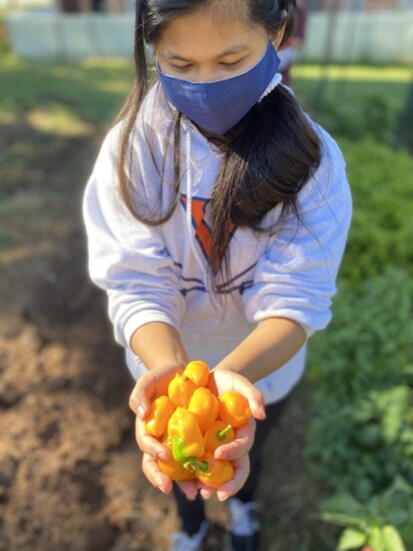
[318,478,413,550]
[316,95,394,145]
[397,81,413,153]
[296,71,413,551]
[306,384,413,500]
[306,266,413,549]
[0,11,10,55]
[307,267,413,399]
[338,139,413,287]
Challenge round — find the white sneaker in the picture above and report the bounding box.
[170,520,209,551]
[228,499,261,551]
[228,499,260,537]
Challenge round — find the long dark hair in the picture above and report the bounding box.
[116,0,321,288]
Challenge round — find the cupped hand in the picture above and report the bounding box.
[208,367,265,460]
[129,364,202,499]
[129,364,179,481]
[197,368,265,499]
[129,364,180,420]
[141,452,173,494]
[208,367,266,421]
[214,416,256,460]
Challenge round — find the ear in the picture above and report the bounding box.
[271,23,286,50]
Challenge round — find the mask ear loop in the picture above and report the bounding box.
[259,39,282,103]
[258,73,282,102]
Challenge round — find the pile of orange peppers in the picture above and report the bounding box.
[145,360,252,488]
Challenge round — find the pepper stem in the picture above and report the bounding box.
[183,458,211,476]
[216,425,232,441]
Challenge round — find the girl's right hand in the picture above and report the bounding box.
[129,364,201,497]
[129,363,180,420]
[129,363,179,465]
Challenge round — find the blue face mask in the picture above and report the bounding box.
[157,41,280,136]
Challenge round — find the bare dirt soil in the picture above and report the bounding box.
[0,125,321,551]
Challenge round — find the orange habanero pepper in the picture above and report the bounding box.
[167,407,206,472]
[218,391,252,428]
[168,370,197,408]
[145,395,175,438]
[160,431,172,449]
[188,387,219,432]
[195,452,234,488]
[183,360,210,387]
[157,457,197,481]
[204,420,235,453]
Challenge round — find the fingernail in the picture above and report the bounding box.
[137,405,145,419]
[257,403,266,418]
[158,452,169,462]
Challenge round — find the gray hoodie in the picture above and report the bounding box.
[83,83,352,404]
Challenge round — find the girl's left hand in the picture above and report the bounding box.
[207,367,265,461]
[197,367,265,500]
[208,366,266,422]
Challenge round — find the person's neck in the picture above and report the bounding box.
[196,125,222,141]
[195,124,228,148]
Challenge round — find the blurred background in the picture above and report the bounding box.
[1,1,413,550]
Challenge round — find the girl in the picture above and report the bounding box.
[83,1,352,550]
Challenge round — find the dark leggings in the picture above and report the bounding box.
[172,397,289,535]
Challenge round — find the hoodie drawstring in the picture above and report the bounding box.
[185,127,206,273]
[185,128,194,241]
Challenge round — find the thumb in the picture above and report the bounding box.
[231,377,266,421]
[129,372,156,419]
[129,391,151,420]
[247,388,266,421]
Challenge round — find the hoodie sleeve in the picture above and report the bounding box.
[242,130,352,337]
[82,123,185,350]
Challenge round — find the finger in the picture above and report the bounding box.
[214,417,256,460]
[129,371,157,419]
[176,479,201,501]
[216,455,250,501]
[129,365,178,420]
[211,369,266,420]
[199,483,216,500]
[135,417,171,461]
[142,453,173,494]
[230,378,266,421]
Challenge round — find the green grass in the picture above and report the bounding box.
[0,52,135,250]
[0,53,135,130]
